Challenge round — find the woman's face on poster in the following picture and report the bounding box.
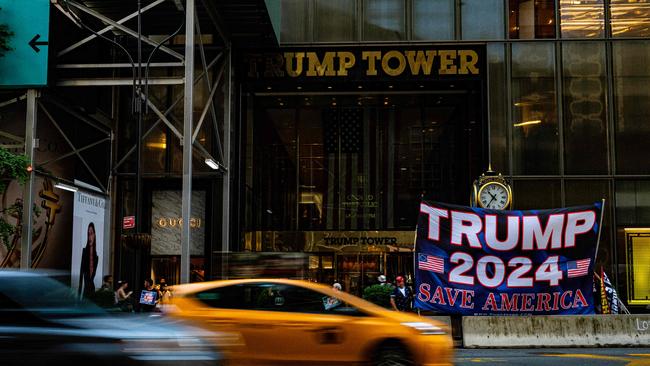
[88,225,96,246]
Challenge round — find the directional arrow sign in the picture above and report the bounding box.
[28,34,48,53]
[0,0,50,87]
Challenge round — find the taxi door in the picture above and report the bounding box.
[251,283,374,364]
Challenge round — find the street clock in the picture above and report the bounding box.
[471,167,512,210]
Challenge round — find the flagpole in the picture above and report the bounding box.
[594,198,606,264]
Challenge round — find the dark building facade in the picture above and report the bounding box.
[234,0,650,307]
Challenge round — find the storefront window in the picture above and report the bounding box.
[412,0,454,40]
[488,44,508,174]
[249,92,483,231]
[314,0,356,42]
[559,0,604,38]
[610,0,650,37]
[363,0,406,41]
[624,230,650,304]
[511,42,559,175]
[613,41,650,174]
[280,0,311,43]
[462,0,505,40]
[509,0,556,39]
[562,42,608,174]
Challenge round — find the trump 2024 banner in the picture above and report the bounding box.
[415,201,603,315]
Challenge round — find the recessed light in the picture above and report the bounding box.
[266,86,272,90]
[327,86,332,89]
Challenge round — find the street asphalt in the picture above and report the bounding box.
[455,348,650,366]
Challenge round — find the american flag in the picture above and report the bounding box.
[418,254,444,273]
[324,107,362,154]
[567,259,591,278]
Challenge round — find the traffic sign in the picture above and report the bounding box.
[123,216,135,230]
[0,0,50,87]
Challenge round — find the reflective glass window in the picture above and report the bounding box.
[509,0,556,39]
[280,0,311,43]
[488,44,508,173]
[462,0,505,39]
[611,0,650,37]
[616,180,650,226]
[363,0,406,41]
[562,42,609,174]
[412,0,454,40]
[565,180,612,272]
[613,42,650,174]
[512,180,561,210]
[511,43,559,175]
[314,0,356,42]
[560,0,605,38]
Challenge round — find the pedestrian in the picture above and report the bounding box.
[115,280,133,312]
[390,276,413,312]
[100,275,113,291]
[377,275,389,286]
[139,278,160,312]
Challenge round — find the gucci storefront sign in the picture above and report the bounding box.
[151,190,205,256]
[155,217,202,229]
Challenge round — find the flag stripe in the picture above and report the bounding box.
[419,254,444,273]
[567,258,591,277]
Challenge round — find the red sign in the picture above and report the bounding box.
[123,216,135,229]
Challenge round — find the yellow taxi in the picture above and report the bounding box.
[170,278,453,366]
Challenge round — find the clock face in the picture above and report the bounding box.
[478,183,510,209]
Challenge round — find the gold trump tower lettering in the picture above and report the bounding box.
[253,49,480,79]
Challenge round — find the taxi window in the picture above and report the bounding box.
[250,283,367,316]
[195,285,245,309]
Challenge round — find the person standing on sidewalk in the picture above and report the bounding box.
[390,276,412,312]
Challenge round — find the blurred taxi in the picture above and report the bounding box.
[170,279,453,366]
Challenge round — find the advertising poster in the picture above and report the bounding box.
[71,190,106,298]
[415,201,603,315]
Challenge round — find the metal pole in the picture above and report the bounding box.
[181,0,195,284]
[21,89,38,270]
[135,0,143,233]
[221,49,232,255]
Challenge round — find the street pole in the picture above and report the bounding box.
[135,0,143,233]
[21,89,37,270]
[180,0,195,284]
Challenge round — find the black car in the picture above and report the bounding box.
[0,270,224,366]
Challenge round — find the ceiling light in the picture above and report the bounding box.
[54,182,78,192]
[205,158,219,170]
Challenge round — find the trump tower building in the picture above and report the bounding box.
[235,0,650,309]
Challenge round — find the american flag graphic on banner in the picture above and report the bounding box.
[418,253,444,273]
[567,258,591,278]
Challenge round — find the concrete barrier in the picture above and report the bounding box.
[463,315,650,348]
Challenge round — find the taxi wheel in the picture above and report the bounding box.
[374,344,414,366]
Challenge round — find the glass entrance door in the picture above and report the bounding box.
[336,253,382,295]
